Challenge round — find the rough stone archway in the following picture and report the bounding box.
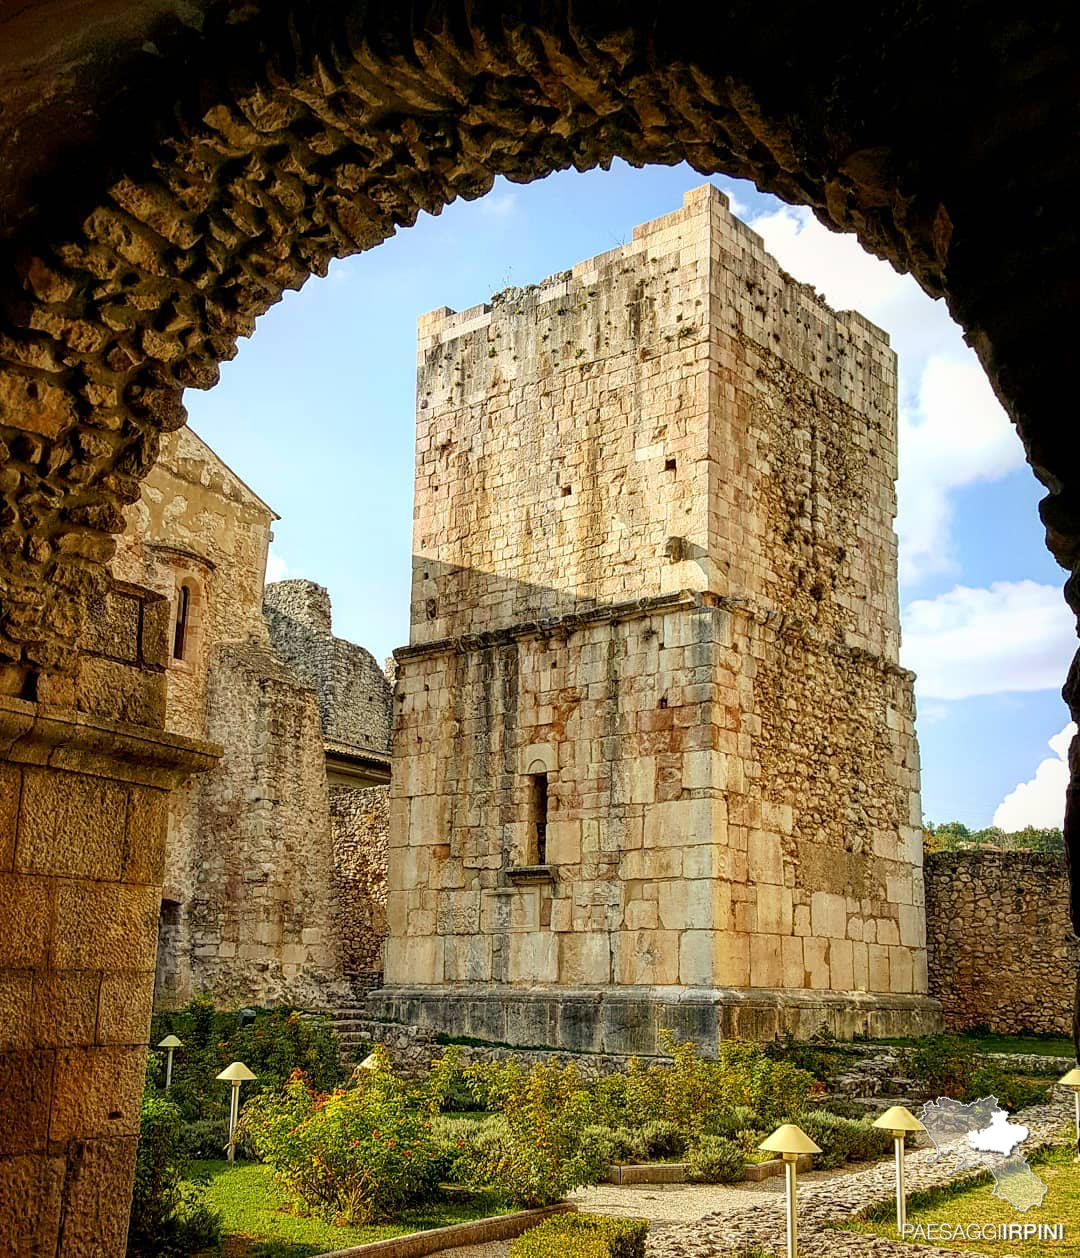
[1,3,1078,1251]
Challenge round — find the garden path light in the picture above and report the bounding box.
[872,1104,926,1232]
[217,1061,256,1162]
[758,1123,821,1258]
[157,1034,182,1091]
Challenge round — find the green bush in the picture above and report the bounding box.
[585,1034,813,1145]
[639,1119,686,1160]
[179,1119,229,1161]
[965,1063,1051,1111]
[239,1051,438,1224]
[685,1135,746,1183]
[909,1034,979,1098]
[705,1106,764,1138]
[127,1094,223,1257]
[149,997,343,1121]
[787,1109,892,1170]
[462,1059,609,1206]
[510,1214,648,1258]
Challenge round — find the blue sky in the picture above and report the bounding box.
[185,161,1075,831]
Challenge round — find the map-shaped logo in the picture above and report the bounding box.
[920,1096,1048,1212]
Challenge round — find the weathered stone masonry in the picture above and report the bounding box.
[371,187,940,1053]
[925,850,1080,1036]
[111,431,392,1009]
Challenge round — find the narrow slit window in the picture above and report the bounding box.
[173,584,190,660]
[530,772,549,865]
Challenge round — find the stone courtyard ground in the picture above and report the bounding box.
[441,1090,1075,1258]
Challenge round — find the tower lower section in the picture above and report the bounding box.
[367,984,942,1054]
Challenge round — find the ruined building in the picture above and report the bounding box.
[111,426,392,1008]
[370,186,942,1051]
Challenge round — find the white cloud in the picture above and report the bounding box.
[747,206,1024,586]
[900,580,1075,701]
[478,191,518,220]
[896,357,1025,583]
[265,548,288,584]
[993,721,1076,831]
[917,701,949,725]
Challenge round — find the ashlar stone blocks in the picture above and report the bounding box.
[371,186,941,1052]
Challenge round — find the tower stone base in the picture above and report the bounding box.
[367,985,942,1056]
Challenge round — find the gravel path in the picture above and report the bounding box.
[438,1088,1073,1258]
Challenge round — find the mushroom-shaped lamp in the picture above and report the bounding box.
[873,1105,926,1231]
[758,1124,821,1258]
[156,1034,182,1091]
[216,1061,256,1161]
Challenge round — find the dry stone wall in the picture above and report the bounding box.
[110,431,394,1009]
[373,187,938,1052]
[925,850,1080,1035]
[265,580,392,757]
[329,784,389,983]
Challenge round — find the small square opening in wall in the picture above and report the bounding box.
[664,457,677,472]
[561,484,572,496]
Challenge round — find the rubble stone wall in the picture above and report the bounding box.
[925,850,1080,1035]
[265,580,392,756]
[378,187,934,1050]
[329,784,389,980]
[110,430,355,1008]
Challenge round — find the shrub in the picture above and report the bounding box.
[463,1059,608,1206]
[239,1053,438,1224]
[179,1119,229,1161]
[909,1034,979,1098]
[127,1094,223,1257]
[510,1214,648,1258]
[638,1119,686,1160]
[965,1064,1050,1111]
[150,997,343,1121]
[788,1109,891,1170]
[586,1035,812,1145]
[685,1135,746,1183]
[706,1106,763,1138]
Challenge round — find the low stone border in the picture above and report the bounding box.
[607,1162,688,1185]
[316,1202,575,1258]
[743,1152,814,1182]
[605,1152,813,1185]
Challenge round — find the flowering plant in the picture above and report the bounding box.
[239,1049,438,1223]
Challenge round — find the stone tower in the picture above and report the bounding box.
[368,185,941,1052]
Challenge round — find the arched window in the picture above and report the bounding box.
[173,583,191,660]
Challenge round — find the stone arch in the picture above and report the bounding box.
[1,5,1079,1249]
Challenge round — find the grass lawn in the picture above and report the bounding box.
[843,1144,1080,1256]
[872,1033,1075,1060]
[189,1160,511,1258]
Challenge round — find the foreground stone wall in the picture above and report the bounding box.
[329,784,389,981]
[925,850,1080,1035]
[0,579,216,1258]
[376,186,938,1051]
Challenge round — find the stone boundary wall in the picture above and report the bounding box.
[342,1017,659,1079]
[925,850,1080,1035]
[329,784,389,977]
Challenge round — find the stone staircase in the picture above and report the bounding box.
[328,1007,375,1065]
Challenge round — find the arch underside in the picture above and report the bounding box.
[0,2,1076,945]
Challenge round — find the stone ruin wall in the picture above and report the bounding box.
[329,785,389,988]
[925,850,1080,1036]
[376,186,934,1049]
[264,580,393,755]
[111,436,390,1010]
